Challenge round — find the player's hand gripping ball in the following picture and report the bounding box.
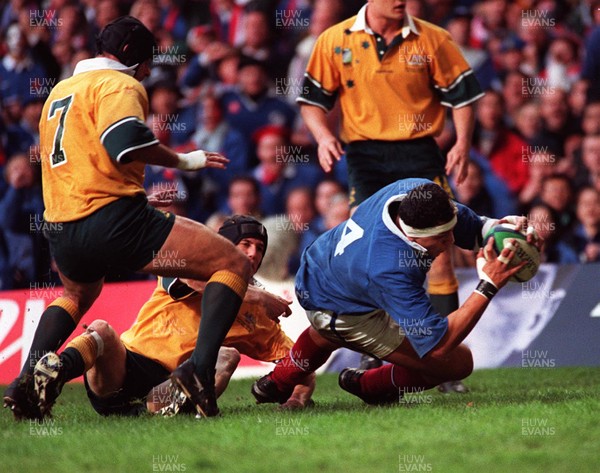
[484,223,541,282]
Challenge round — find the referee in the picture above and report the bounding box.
[297,1,484,392]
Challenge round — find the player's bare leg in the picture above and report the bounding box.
[83,320,127,397]
[140,216,252,418]
[3,273,103,420]
[427,251,468,393]
[30,319,113,417]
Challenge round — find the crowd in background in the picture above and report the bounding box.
[0,0,599,289]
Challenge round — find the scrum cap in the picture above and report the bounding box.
[96,16,156,67]
[218,215,268,258]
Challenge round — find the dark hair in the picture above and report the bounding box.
[397,183,455,229]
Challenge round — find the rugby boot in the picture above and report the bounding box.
[251,372,293,404]
[338,368,398,405]
[3,373,43,420]
[33,352,68,417]
[170,360,219,418]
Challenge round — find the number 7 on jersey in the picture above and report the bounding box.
[47,94,74,168]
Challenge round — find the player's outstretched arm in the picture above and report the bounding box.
[279,372,316,410]
[126,144,229,171]
[428,238,525,358]
[178,278,292,319]
[300,104,343,173]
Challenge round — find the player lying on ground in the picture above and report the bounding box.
[5,16,250,421]
[32,216,314,416]
[251,179,542,405]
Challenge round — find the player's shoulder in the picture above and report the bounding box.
[317,16,357,43]
[411,16,453,42]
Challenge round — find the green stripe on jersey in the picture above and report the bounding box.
[101,116,158,163]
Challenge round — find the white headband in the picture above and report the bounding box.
[399,214,457,238]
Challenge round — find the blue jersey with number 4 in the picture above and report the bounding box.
[295,178,484,358]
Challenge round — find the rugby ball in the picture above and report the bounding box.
[484,223,541,282]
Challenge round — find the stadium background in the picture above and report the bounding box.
[1,0,600,377]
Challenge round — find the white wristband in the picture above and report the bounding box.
[476,255,498,288]
[176,150,207,170]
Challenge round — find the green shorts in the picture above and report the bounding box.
[346,138,451,207]
[45,194,175,283]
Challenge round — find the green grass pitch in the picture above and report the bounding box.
[2,367,599,473]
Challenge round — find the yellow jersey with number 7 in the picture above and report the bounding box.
[39,59,159,223]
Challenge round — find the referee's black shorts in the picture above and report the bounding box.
[45,194,175,283]
[345,137,453,207]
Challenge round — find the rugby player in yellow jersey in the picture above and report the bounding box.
[23,216,313,416]
[4,17,251,420]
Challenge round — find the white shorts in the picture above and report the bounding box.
[306,309,405,359]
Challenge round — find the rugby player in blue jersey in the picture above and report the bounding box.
[251,179,541,405]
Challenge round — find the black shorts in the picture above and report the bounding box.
[45,194,175,282]
[346,138,451,207]
[84,348,171,416]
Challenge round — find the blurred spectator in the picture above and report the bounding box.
[538,173,575,237]
[568,186,600,263]
[518,151,558,210]
[568,78,589,119]
[147,81,194,147]
[179,25,232,93]
[225,175,263,218]
[580,101,600,136]
[52,39,76,80]
[0,153,45,289]
[92,0,121,32]
[472,90,530,195]
[0,23,49,106]
[205,211,229,232]
[4,97,43,157]
[452,160,494,218]
[54,4,92,51]
[514,101,542,144]
[540,33,582,92]
[501,70,530,125]
[495,34,527,80]
[527,203,578,263]
[159,0,188,41]
[285,186,315,274]
[470,0,508,49]
[188,94,250,210]
[210,0,246,47]
[446,6,499,91]
[252,125,323,216]
[573,134,600,189]
[286,0,343,105]
[582,24,600,102]
[131,0,162,35]
[532,89,578,157]
[221,56,297,151]
[312,179,346,234]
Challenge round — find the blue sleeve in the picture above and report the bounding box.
[180,56,209,89]
[453,202,483,250]
[373,269,448,358]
